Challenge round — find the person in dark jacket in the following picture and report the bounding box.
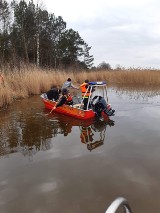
[46,87,61,101]
[52,88,73,110]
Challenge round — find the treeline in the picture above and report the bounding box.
[0,0,94,70]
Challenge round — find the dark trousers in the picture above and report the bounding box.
[83,98,91,110]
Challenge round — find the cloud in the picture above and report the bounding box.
[40,0,160,68]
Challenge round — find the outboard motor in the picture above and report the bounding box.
[103,106,115,116]
[92,96,115,117]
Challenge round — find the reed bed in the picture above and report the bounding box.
[110,70,160,86]
[0,65,160,107]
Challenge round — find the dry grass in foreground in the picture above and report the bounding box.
[0,65,160,107]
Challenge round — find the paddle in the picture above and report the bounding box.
[49,106,56,114]
[45,106,56,115]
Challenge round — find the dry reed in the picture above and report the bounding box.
[0,65,160,107]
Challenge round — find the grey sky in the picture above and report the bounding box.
[42,0,160,69]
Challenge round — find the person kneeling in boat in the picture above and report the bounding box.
[46,86,61,101]
[52,88,73,110]
[92,96,115,117]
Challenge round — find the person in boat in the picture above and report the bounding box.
[80,79,95,110]
[92,96,115,117]
[62,78,78,90]
[52,88,73,110]
[46,86,61,101]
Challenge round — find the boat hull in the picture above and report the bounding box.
[42,98,95,120]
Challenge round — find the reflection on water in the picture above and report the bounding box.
[0,105,115,158]
[0,110,53,158]
[1,90,160,213]
[80,119,114,151]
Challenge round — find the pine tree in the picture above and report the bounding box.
[0,0,10,64]
[82,42,94,69]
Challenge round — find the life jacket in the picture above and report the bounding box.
[65,94,73,105]
[80,83,91,98]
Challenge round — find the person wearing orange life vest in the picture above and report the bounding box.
[80,79,93,110]
[52,88,73,110]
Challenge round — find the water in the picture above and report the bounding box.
[0,89,160,213]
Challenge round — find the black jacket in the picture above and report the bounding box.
[56,96,67,107]
[46,88,59,100]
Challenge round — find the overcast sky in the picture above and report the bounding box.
[41,0,160,69]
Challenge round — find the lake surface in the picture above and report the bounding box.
[0,88,160,213]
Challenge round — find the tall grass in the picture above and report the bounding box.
[0,65,160,107]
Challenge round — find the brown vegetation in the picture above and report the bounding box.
[0,65,160,107]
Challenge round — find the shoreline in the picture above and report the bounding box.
[1,66,160,108]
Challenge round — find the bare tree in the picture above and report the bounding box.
[97,61,111,70]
